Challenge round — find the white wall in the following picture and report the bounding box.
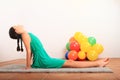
[0,0,120,62]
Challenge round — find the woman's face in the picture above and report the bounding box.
[13,25,25,34]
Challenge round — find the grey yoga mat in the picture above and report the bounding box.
[0,64,112,73]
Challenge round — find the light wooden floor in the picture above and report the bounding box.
[0,58,120,80]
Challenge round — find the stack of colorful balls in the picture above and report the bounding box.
[65,32,104,61]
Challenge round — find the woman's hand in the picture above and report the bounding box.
[96,58,110,67]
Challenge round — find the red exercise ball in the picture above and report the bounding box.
[68,50,78,61]
[70,41,80,52]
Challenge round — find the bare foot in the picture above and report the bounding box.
[96,58,110,67]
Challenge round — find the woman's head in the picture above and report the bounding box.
[9,27,21,39]
[9,27,23,52]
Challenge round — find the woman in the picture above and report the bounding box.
[9,25,109,69]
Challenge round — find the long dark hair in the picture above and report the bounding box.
[9,27,23,52]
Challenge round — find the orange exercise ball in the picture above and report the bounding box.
[68,50,78,61]
[69,37,76,42]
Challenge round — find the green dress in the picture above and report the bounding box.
[29,33,66,68]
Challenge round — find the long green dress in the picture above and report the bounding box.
[29,33,66,68]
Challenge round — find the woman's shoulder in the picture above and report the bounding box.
[28,32,34,36]
[28,32,37,38]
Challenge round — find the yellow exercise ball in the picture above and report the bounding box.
[87,50,98,61]
[92,43,104,54]
[74,32,83,43]
[78,51,86,60]
[81,42,91,52]
[78,35,88,44]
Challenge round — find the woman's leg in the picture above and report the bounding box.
[62,58,109,68]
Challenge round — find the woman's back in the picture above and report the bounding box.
[29,33,65,68]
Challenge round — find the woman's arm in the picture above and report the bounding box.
[21,32,31,69]
[13,25,32,69]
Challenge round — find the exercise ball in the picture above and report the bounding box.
[92,43,104,54]
[87,50,98,61]
[81,42,91,52]
[70,41,80,52]
[78,51,86,61]
[88,37,96,46]
[65,51,69,59]
[68,50,78,61]
[66,42,70,51]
